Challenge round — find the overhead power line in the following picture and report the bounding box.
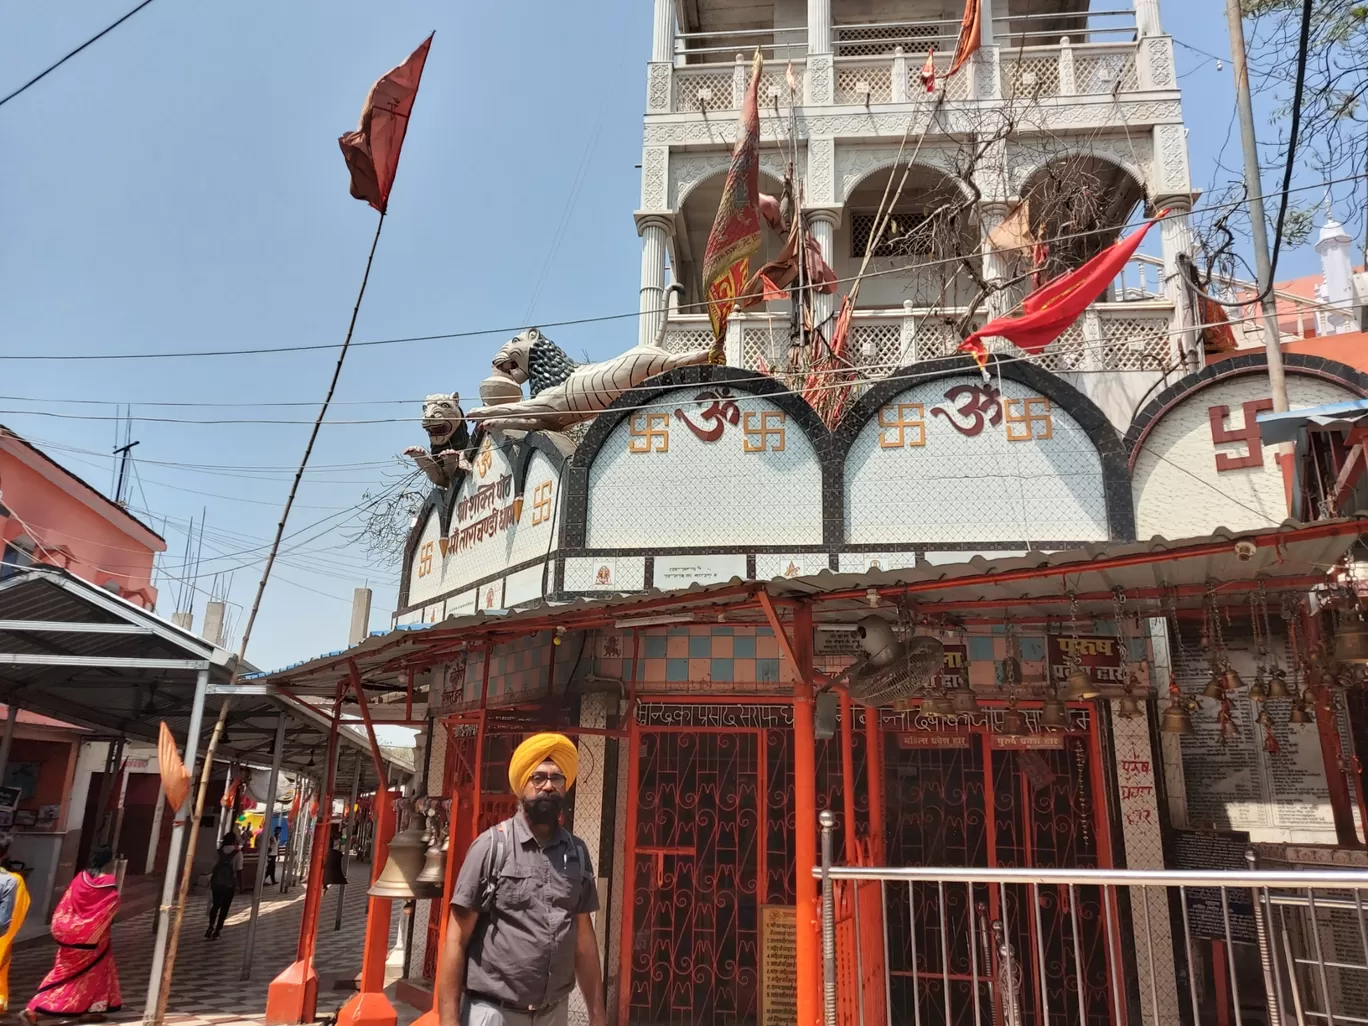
[0,0,158,109]
[0,171,1364,365]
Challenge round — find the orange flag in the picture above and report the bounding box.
[158,721,191,813]
[948,0,981,77]
[338,34,433,214]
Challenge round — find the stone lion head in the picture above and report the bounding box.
[491,328,578,397]
[421,393,466,448]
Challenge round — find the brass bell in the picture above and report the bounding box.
[1247,677,1268,702]
[922,693,952,718]
[1065,667,1096,700]
[1161,698,1192,735]
[949,684,980,715]
[1255,707,1273,729]
[367,820,430,899]
[1041,696,1068,728]
[1334,621,1368,664]
[1000,704,1027,735]
[1224,667,1245,691]
[412,831,447,900]
[1290,700,1313,724]
[1203,673,1226,700]
[1266,670,1291,699]
[1117,693,1143,719]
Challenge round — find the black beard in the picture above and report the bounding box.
[522,795,563,826]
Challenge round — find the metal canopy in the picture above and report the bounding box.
[0,568,400,787]
[253,516,1368,694]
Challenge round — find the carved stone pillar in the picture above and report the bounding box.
[979,201,1011,320]
[805,0,833,105]
[1135,0,1162,38]
[807,209,839,334]
[637,215,672,347]
[651,0,673,61]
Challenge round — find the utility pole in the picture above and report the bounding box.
[1225,0,1289,412]
[113,439,140,506]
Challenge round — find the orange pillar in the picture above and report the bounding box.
[839,692,857,860]
[791,602,821,1026]
[864,709,885,863]
[336,790,398,1026]
[265,688,344,1025]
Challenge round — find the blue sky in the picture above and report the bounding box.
[0,0,1327,678]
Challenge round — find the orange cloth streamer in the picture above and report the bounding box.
[508,733,579,794]
[158,721,190,813]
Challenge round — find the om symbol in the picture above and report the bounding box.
[675,388,741,442]
[932,385,1002,437]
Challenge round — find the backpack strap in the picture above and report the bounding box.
[477,820,509,916]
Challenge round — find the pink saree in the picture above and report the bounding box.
[26,871,121,1017]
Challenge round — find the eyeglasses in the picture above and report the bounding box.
[529,772,567,789]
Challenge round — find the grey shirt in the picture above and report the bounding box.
[452,813,599,1010]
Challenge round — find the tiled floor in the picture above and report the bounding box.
[9,873,419,1026]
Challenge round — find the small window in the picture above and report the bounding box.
[849,211,937,259]
[0,539,32,580]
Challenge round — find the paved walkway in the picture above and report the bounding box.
[9,872,418,1026]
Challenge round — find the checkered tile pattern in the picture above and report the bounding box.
[8,872,414,1026]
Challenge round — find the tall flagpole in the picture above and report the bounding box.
[150,212,387,1026]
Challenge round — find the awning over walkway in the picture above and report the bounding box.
[1257,397,1368,445]
[254,516,1368,694]
[0,567,399,785]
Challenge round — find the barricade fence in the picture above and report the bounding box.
[815,816,1368,1026]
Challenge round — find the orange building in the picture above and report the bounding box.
[0,426,165,607]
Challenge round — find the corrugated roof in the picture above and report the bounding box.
[1258,398,1368,444]
[253,516,1368,692]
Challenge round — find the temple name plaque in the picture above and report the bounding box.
[760,905,797,1026]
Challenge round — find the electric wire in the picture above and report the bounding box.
[1,170,1364,365]
[0,0,158,109]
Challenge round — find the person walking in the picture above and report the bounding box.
[436,733,605,1026]
[264,826,280,885]
[22,847,121,1024]
[0,833,31,1013]
[205,834,242,939]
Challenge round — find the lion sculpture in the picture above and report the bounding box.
[466,327,714,432]
[404,393,473,487]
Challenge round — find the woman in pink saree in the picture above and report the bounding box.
[22,848,121,1024]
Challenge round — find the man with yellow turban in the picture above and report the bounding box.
[437,733,604,1026]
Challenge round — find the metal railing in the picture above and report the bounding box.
[816,815,1368,1026]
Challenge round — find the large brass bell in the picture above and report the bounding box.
[1000,703,1027,735]
[1203,673,1226,700]
[1161,696,1193,735]
[1334,620,1368,664]
[948,684,980,715]
[412,831,447,900]
[368,819,430,899]
[1065,667,1096,700]
[1266,670,1291,699]
[1117,692,1143,719]
[1040,696,1068,728]
[1224,667,1245,691]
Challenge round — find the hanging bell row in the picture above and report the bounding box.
[369,819,445,901]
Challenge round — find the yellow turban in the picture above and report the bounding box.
[508,732,579,793]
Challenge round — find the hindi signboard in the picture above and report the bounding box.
[760,905,797,1026]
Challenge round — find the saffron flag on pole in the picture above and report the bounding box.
[948,0,982,77]
[957,214,1164,370]
[702,49,764,351]
[919,48,937,93]
[338,34,434,214]
[158,721,190,813]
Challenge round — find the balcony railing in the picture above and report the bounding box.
[661,298,1177,377]
[673,58,807,113]
[1000,40,1140,100]
[816,823,1368,1026]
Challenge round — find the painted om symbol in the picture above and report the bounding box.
[931,384,1002,437]
[675,388,741,442]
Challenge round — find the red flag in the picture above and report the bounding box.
[919,48,937,93]
[948,0,981,77]
[338,34,433,214]
[702,50,764,344]
[958,215,1163,357]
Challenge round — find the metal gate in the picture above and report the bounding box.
[882,724,1115,1026]
[628,729,763,1026]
